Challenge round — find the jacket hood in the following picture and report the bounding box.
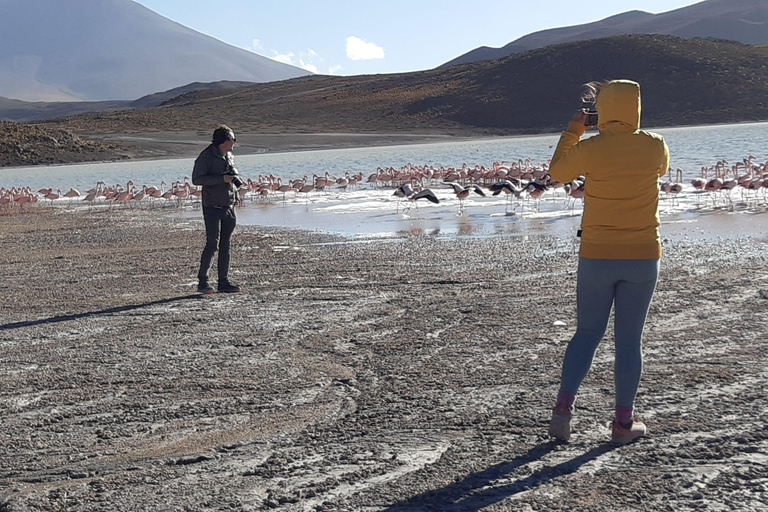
[596,80,641,131]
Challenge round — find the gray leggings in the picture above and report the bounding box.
[559,257,660,408]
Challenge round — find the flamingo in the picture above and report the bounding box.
[393,182,417,212]
[0,194,12,214]
[489,180,523,213]
[275,178,293,204]
[161,189,175,206]
[172,183,190,206]
[115,187,134,207]
[410,188,439,205]
[82,190,98,210]
[446,182,485,213]
[704,169,724,206]
[131,187,147,206]
[664,168,684,207]
[297,181,315,204]
[397,185,439,214]
[336,174,350,190]
[14,193,34,210]
[44,189,62,204]
[314,172,332,192]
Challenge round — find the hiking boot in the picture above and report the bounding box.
[611,416,647,445]
[548,403,574,442]
[197,282,215,294]
[217,281,241,293]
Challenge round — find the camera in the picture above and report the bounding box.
[581,108,598,126]
[226,168,244,188]
[580,82,600,126]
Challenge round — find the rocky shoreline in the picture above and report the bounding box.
[1,208,766,511]
[0,122,130,167]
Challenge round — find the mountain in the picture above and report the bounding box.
[0,0,310,102]
[0,81,258,122]
[43,35,768,138]
[444,0,768,66]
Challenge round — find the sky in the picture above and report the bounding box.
[134,0,703,76]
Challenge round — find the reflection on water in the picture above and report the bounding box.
[457,217,475,236]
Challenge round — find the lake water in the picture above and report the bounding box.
[2,122,768,239]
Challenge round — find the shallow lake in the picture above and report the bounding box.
[2,122,767,239]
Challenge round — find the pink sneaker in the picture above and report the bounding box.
[548,403,574,442]
[611,416,647,445]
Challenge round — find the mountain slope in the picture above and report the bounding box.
[45,35,768,136]
[444,0,768,66]
[0,0,310,102]
[0,81,258,122]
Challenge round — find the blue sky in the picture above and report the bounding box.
[134,0,702,76]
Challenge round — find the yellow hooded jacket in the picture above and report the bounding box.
[549,80,670,259]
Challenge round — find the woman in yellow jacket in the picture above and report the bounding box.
[547,80,670,445]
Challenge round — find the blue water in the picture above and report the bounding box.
[2,122,767,238]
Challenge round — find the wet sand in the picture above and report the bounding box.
[0,207,767,511]
[88,131,481,162]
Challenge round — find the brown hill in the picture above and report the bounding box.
[45,34,768,138]
[445,0,768,66]
[2,34,766,167]
[0,122,127,167]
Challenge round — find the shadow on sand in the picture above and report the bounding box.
[0,295,202,331]
[383,441,619,511]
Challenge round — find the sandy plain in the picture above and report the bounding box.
[0,204,767,512]
[88,131,480,162]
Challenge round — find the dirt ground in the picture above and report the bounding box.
[85,131,479,161]
[0,207,766,512]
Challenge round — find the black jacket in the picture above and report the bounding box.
[192,145,239,208]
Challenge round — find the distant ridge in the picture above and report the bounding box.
[443,0,768,66]
[43,35,768,137]
[0,0,310,102]
[0,81,257,122]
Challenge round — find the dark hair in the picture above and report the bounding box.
[580,81,606,104]
[212,125,236,146]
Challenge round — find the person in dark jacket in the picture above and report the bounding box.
[192,125,242,294]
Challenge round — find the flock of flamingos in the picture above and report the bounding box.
[1,156,766,215]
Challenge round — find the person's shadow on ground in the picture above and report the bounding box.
[383,441,619,511]
[0,295,201,331]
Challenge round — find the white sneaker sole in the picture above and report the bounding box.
[549,414,572,441]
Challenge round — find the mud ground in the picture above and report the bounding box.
[0,207,766,511]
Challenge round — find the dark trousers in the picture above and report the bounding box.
[198,206,236,284]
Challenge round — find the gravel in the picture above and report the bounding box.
[0,207,766,511]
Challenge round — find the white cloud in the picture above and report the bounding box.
[250,39,263,51]
[346,36,385,61]
[270,51,295,66]
[328,65,343,75]
[268,50,319,74]
[299,59,319,74]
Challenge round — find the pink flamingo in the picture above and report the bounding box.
[704,168,724,206]
[131,186,147,206]
[114,187,134,207]
[173,183,190,207]
[446,182,485,213]
[44,189,62,204]
[275,178,293,203]
[82,190,98,209]
[297,181,314,204]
